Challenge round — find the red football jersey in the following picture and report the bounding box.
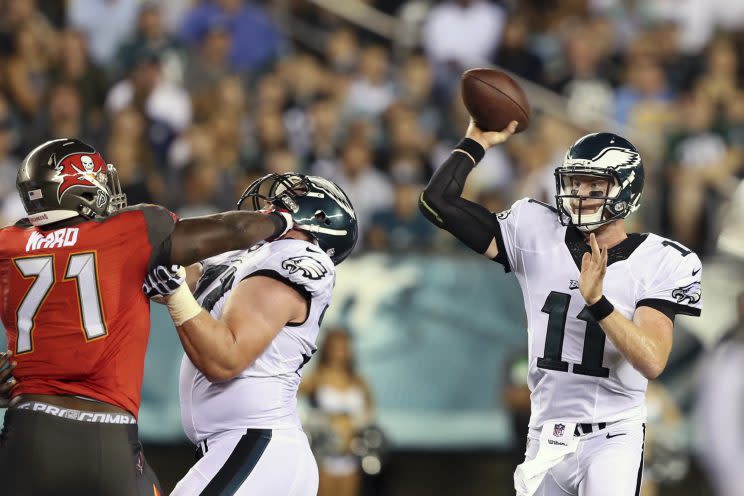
[0,205,176,416]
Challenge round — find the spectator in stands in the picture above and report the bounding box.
[27,82,96,152]
[395,53,441,137]
[3,21,51,119]
[67,0,140,66]
[641,381,687,496]
[301,328,375,496]
[182,20,234,94]
[723,91,744,151]
[206,111,248,175]
[253,72,289,114]
[106,135,155,206]
[179,0,284,72]
[383,103,435,178]
[695,291,744,496]
[614,54,673,125]
[344,45,395,119]
[0,0,57,58]
[167,124,217,172]
[695,35,741,109]
[210,75,249,122]
[246,109,289,171]
[115,2,185,84]
[264,146,302,175]
[302,97,342,167]
[105,48,192,163]
[553,30,615,127]
[422,0,506,101]
[0,114,21,226]
[106,106,162,204]
[366,179,435,252]
[324,26,360,75]
[50,29,109,129]
[492,14,544,85]
[280,53,332,109]
[176,161,221,218]
[313,139,393,234]
[663,93,741,254]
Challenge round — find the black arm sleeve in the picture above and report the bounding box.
[418,138,510,269]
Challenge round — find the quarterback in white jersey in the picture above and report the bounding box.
[145,173,358,496]
[420,121,702,496]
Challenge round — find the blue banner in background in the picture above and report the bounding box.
[325,253,525,448]
[0,254,527,449]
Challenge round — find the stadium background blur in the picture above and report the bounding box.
[1,1,744,495]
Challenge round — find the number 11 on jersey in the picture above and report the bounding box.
[536,291,610,378]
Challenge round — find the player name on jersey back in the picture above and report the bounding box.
[25,227,79,252]
[0,205,177,415]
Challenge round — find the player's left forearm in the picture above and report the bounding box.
[169,212,286,266]
[597,311,670,379]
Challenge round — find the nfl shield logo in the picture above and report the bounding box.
[553,423,565,437]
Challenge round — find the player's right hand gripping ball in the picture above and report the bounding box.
[143,265,186,299]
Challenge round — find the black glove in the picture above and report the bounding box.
[143,265,185,299]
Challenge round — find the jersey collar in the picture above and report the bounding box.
[564,225,648,270]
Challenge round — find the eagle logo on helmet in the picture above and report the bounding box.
[51,153,108,202]
[281,256,328,280]
[587,147,641,170]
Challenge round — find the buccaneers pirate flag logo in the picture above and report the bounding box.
[51,153,109,202]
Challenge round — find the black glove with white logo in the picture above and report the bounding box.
[143,265,186,299]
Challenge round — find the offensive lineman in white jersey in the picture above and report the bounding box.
[144,173,358,495]
[420,120,702,496]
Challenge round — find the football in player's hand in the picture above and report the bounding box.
[461,68,530,133]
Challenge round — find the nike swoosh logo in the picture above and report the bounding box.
[606,433,627,439]
[306,247,320,254]
[692,268,701,276]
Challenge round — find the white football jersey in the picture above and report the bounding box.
[495,198,702,430]
[179,239,335,443]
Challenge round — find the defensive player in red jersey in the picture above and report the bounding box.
[0,138,294,495]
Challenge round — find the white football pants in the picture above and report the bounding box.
[171,427,318,496]
[521,421,645,496]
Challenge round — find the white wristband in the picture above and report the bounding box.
[165,284,203,326]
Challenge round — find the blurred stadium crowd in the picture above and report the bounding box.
[1,1,744,494]
[0,0,743,258]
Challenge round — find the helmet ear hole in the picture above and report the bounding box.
[81,192,95,201]
[314,210,331,225]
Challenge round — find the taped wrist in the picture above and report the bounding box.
[587,295,614,321]
[165,284,203,326]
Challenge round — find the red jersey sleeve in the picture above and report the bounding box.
[117,204,178,271]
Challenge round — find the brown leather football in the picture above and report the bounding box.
[461,68,531,133]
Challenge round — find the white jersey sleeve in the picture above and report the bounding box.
[243,243,335,336]
[493,197,564,274]
[634,235,702,318]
